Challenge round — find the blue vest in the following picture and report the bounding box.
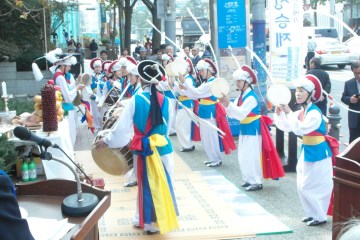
[90,75,104,100]
[133,92,173,156]
[198,77,217,119]
[178,74,195,109]
[238,90,261,136]
[302,104,332,162]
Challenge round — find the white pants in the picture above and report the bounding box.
[175,108,193,149]
[134,152,174,228]
[90,100,104,131]
[168,98,177,134]
[200,118,222,164]
[237,135,262,184]
[66,110,77,146]
[296,154,333,222]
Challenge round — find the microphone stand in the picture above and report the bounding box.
[40,148,99,217]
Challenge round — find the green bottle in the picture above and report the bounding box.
[21,158,29,182]
[28,158,37,181]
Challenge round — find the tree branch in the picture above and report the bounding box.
[130,0,138,8]
[142,0,154,10]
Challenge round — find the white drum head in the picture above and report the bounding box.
[80,73,92,86]
[210,78,230,98]
[267,84,291,107]
[165,63,174,77]
[171,59,187,76]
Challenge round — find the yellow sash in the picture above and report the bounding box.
[146,134,179,233]
[178,95,190,101]
[302,135,326,145]
[240,115,261,124]
[200,99,217,105]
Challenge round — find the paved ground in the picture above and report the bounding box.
[170,135,333,240]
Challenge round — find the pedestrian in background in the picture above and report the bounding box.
[100,50,108,61]
[305,36,316,70]
[191,47,201,67]
[89,39,98,59]
[306,57,331,116]
[75,43,85,73]
[341,61,360,143]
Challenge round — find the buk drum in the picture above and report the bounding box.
[104,86,121,106]
[91,130,133,175]
[102,99,129,125]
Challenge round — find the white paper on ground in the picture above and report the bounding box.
[26,217,75,240]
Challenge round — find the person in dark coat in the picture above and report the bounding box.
[89,39,99,59]
[341,61,360,143]
[306,57,331,116]
[0,171,34,240]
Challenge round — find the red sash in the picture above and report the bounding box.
[260,115,285,179]
[192,100,201,141]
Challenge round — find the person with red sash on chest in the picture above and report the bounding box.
[95,60,178,234]
[157,53,177,136]
[118,56,138,98]
[219,66,285,191]
[123,65,145,188]
[179,59,236,167]
[45,49,84,146]
[102,60,122,101]
[274,75,338,226]
[89,58,105,132]
[173,58,198,152]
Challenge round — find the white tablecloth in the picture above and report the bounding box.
[11,120,76,180]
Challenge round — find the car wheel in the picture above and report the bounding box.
[338,64,346,69]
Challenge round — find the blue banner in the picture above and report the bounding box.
[217,0,247,49]
[100,3,106,23]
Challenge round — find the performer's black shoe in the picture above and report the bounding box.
[241,183,250,188]
[301,217,313,223]
[206,161,222,167]
[145,230,160,235]
[169,132,176,136]
[124,181,138,187]
[307,220,327,226]
[203,161,211,165]
[180,146,195,152]
[245,184,263,191]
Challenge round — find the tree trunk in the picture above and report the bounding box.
[124,1,133,54]
[111,5,116,59]
[118,4,123,51]
[151,7,161,52]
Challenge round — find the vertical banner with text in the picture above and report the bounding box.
[269,0,303,82]
[217,0,247,49]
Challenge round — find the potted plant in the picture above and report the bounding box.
[0,135,18,175]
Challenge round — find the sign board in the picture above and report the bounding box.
[217,0,247,49]
[269,0,303,82]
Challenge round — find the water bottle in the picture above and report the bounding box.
[21,158,29,182]
[28,158,37,181]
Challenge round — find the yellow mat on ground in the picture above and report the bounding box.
[76,151,255,239]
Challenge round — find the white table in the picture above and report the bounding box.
[10,120,76,180]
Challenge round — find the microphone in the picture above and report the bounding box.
[13,126,59,149]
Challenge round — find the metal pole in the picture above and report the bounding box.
[164,0,176,49]
[43,7,48,70]
[252,0,267,114]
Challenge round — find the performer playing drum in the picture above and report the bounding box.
[101,60,122,106]
[178,59,236,167]
[219,65,284,191]
[89,58,105,132]
[157,53,177,136]
[95,60,178,234]
[173,58,197,152]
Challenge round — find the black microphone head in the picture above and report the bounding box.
[13,126,31,141]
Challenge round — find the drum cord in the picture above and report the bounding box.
[58,147,94,187]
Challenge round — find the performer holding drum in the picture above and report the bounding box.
[45,49,85,146]
[119,56,138,98]
[173,58,197,152]
[95,60,178,234]
[89,58,105,132]
[219,65,284,191]
[158,53,177,136]
[178,59,236,167]
[274,75,334,226]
